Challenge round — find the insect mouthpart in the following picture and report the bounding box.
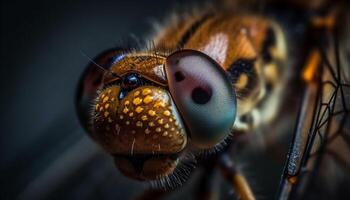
[113,153,180,180]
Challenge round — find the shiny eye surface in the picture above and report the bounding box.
[122,73,140,89]
[165,49,237,149]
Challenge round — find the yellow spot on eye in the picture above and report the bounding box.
[157,119,164,124]
[104,112,109,117]
[141,115,148,121]
[133,97,142,105]
[108,89,112,94]
[145,128,151,134]
[99,107,103,111]
[95,104,99,110]
[108,118,113,123]
[103,96,109,103]
[134,91,140,96]
[111,97,115,101]
[169,118,173,122]
[119,115,124,119]
[135,106,143,113]
[105,104,110,109]
[164,124,169,129]
[162,131,168,136]
[126,121,130,125]
[171,127,175,131]
[148,110,156,116]
[163,110,171,116]
[136,121,143,127]
[149,122,155,127]
[154,101,165,107]
[156,127,161,132]
[124,101,130,105]
[143,95,153,104]
[129,112,134,117]
[123,108,129,114]
[142,88,151,95]
[101,94,105,98]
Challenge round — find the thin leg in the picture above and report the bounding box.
[218,153,256,200]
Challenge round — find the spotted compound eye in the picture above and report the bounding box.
[165,49,237,149]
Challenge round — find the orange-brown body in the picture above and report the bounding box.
[74,1,350,199]
[89,9,288,180]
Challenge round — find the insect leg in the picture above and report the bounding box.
[218,153,255,200]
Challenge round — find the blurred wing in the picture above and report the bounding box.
[277,19,350,200]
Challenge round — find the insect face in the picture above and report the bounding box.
[89,50,236,180]
[77,13,284,182]
[77,4,286,186]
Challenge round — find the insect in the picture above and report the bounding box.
[75,0,350,199]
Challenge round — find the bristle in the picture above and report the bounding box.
[148,152,197,190]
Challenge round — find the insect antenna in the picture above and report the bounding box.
[80,50,121,78]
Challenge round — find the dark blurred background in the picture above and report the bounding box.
[0,0,200,199]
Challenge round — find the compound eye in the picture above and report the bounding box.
[76,48,125,132]
[165,49,237,149]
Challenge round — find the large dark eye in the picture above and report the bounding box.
[165,49,237,149]
[76,48,125,132]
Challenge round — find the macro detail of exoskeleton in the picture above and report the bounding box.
[76,0,350,199]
